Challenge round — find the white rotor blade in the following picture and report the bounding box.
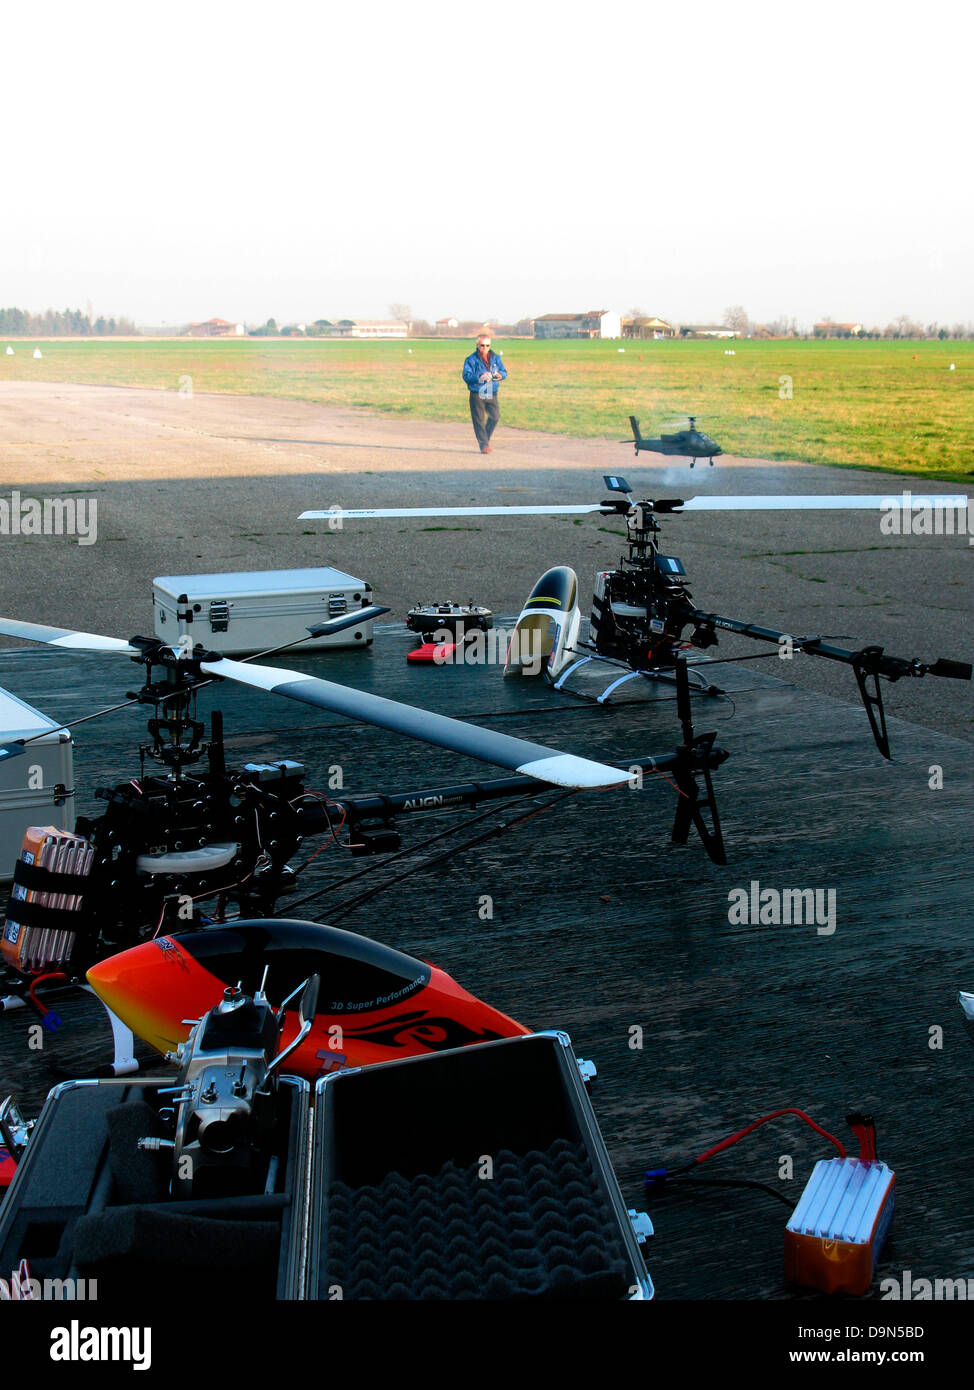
[0,617,140,653]
[200,656,630,790]
[0,615,631,789]
[303,494,969,520]
[679,494,968,512]
[299,504,610,520]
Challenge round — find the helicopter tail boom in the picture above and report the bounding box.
[688,607,971,760]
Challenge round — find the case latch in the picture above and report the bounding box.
[628,1210,654,1244]
[208,601,230,632]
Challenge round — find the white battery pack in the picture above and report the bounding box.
[0,688,74,881]
[785,1157,895,1295]
[153,567,376,657]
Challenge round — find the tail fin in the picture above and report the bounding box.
[629,415,644,449]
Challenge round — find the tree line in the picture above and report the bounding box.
[723,307,974,340]
[3,303,972,342]
[0,307,138,335]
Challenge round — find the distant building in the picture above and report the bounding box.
[436,317,460,332]
[334,320,409,339]
[679,325,741,339]
[534,310,622,340]
[186,318,245,337]
[813,322,863,338]
[622,315,675,340]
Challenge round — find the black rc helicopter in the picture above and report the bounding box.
[301,476,971,762]
[628,415,723,466]
[0,602,728,1062]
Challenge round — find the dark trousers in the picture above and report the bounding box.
[469,392,500,448]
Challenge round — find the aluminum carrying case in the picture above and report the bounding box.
[153,566,377,657]
[0,1076,310,1300]
[0,687,74,881]
[308,1031,654,1300]
[0,1034,652,1300]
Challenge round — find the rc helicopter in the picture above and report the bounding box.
[0,939,656,1302]
[84,917,533,1084]
[628,415,723,466]
[0,602,728,1072]
[300,475,971,762]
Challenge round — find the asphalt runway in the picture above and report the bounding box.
[0,382,971,741]
[0,383,971,1301]
[1,627,972,1301]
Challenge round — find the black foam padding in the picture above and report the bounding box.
[6,1086,120,1209]
[324,1137,631,1300]
[105,1101,170,1205]
[72,1205,280,1272]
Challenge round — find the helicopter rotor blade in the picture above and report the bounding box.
[0,618,146,762]
[299,504,612,520]
[198,655,631,790]
[0,617,140,653]
[0,613,631,789]
[300,493,971,522]
[306,605,390,638]
[677,493,968,512]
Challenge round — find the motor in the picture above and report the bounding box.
[138,969,318,1199]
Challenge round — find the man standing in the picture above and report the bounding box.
[461,332,508,453]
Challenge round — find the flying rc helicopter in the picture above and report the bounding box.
[300,474,971,762]
[0,600,728,1073]
[628,415,723,466]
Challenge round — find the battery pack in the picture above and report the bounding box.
[2,826,94,971]
[785,1158,895,1294]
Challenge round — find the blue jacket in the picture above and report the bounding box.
[462,348,508,398]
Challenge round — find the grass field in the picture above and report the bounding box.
[1,336,971,480]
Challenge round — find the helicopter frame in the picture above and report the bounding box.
[0,611,729,1076]
[300,474,970,762]
[523,479,971,760]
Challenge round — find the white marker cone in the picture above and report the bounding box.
[33,348,42,359]
[4,346,12,355]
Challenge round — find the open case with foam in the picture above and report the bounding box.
[0,1076,309,1298]
[0,1032,652,1299]
[308,1031,653,1300]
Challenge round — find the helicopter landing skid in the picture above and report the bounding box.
[1,975,140,1078]
[82,986,140,1077]
[552,653,720,704]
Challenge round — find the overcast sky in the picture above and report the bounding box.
[4,1,969,329]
